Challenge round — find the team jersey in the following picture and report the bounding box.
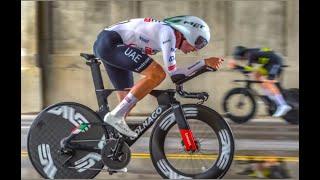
[246,48,283,67]
[105,18,177,74]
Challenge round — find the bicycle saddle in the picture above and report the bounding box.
[80,53,96,60]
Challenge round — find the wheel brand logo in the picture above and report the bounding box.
[159,107,198,131]
[183,107,198,117]
[74,153,102,172]
[157,159,191,179]
[38,144,57,179]
[159,113,175,131]
[130,107,163,140]
[217,129,231,170]
[47,106,91,131]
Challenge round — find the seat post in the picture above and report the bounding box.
[86,59,105,90]
[86,58,110,116]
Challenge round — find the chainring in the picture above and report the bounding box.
[101,139,131,170]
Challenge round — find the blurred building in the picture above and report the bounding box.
[21,0,299,114]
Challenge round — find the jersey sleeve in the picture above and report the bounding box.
[159,26,177,75]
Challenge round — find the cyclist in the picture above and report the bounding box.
[93,15,223,138]
[228,46,292,117]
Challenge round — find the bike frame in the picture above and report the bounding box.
[63,54,211,153]
[233,78,285,104]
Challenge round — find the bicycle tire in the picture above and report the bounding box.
[150,104,234,179]
[27,102,106,179]
[223,88,257,123]
[282,89,299,125]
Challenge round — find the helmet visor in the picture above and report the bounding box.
[195,36,208,49]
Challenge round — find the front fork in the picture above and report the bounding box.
[172,103,198,152]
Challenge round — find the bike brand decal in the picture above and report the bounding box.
[38,144,57,179]
[159,113,175,131]
[74,153,102,172]
[179,129,197,151]
[47,106,90,131]
[183,21,205,29]
[157,159,191,179]
[170,48,176,52]
[124,48,143,63]
[139,36,150,43]
[183,107,198,117]
[130,107,163,140]
[217,129,231,170]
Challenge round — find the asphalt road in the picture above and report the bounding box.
[21,115,299,179]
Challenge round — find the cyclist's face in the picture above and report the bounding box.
[180,39,197,54]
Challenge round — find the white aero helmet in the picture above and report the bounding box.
[163,15,211,49]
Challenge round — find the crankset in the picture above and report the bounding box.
[101,138,131,170]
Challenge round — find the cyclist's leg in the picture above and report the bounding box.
[94,30,135,118]
[101,61,135,116]
[99,46,165,118]
[256,65,291,116]
[93,30,165,136]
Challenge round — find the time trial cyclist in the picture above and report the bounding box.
[93,15,224,138]
[228,46,292,117]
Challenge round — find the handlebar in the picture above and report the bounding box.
[176,85,209,102]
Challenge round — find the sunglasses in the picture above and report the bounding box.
[195,36,208,50]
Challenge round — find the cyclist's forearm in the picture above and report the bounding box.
[170,59,206,83]
[170,59,205,77]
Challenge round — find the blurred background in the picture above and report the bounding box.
[21,0,299,179]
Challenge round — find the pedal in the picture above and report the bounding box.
[107,167,128,175]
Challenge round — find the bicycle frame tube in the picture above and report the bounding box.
[86,59,110,119]
[124,104,170,146]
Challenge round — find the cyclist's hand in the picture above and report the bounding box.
[228,59,237,69]
[204,57,224,70]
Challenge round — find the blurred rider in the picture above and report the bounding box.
[229,46,292,117]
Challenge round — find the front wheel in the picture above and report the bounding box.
[223,88,257,123]
[150,104,235,179]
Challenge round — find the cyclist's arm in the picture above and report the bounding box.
[159,26,177,75]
